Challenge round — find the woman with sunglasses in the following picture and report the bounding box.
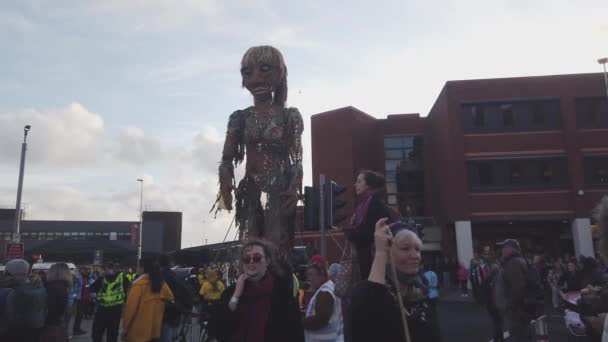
[350,218,441,342]
[208,240,304,342]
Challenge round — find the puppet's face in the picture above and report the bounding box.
[241,62,282,102]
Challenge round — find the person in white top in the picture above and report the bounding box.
[303,261,344,342]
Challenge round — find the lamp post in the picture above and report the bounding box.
[13,125,31,242]
[599,57,608,101]
[137,178,144,260]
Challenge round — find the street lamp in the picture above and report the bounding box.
[599,57,608,101]
[137,178,144,260]
[13,125,31,242]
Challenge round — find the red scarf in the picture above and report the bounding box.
[231,273,274,342]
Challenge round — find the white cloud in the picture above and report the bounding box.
[0,103,105,167]
[114,126,163,164]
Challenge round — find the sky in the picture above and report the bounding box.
[0,0,606,247]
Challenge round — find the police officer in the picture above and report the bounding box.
[89,262,131,342]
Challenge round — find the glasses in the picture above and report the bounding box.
[242,254,263,264]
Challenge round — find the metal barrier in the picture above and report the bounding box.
[531,315,549,342]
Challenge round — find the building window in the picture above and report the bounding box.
[502,105,514,127]
[384,135,426,217]
[472,106,485,128]
[509,163,522,185]
[540,161,553,183]
[478,163,494,186]
[463,99,561,133]
[532,103,545,125]
[468,157,569,191]
[585,156,608,186]
[576,97,608,128]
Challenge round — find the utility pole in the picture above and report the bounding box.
[319,174,326,259]
[13,125,31,242]
[137,178,144,260]
[598,58,608,102]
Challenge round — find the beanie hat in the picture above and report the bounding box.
[6,259,30,276]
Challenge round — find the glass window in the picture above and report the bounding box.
[502,105,514,127]
[532,103,545,125]
[576,97,608,129]
[472,106,485,128]
[540,161,553,183]
[585,156,608,185]
[387,195,398,205]
[479,163,494,186]
[384,137,404,149]
[386,182,398,194]
[509,163,522,185]
[385,160,401,172]
[384,150,403,159]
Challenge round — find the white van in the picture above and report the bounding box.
[31,262,77,274]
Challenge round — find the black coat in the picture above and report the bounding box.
[161,268,194,325]
[45,280,70,326]
[348,193,391,248]
[208,272,304,342]
[351,280,441,342]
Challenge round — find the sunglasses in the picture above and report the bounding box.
[242,254,263,264]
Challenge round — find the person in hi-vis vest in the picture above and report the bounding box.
[89,262,131,342]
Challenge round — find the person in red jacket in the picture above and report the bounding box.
[458,264,469,297]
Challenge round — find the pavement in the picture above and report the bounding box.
[438,287,576,342]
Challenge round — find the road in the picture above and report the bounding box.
[70,294,575,342]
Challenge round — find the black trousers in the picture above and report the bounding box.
[486,304,504,342]
[73,299,87,332]
[355,244,372,280]
[92,305,122,342]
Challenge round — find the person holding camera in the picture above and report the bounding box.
[350,218,441,342]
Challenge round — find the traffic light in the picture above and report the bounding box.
[303,186,319,230]
[326,181,347,228]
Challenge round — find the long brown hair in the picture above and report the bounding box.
[240,239,285,278]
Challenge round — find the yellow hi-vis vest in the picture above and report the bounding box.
[98,273,125,307]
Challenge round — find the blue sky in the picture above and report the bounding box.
[1,0,606,247]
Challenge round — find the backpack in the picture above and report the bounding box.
[13,283,48,329]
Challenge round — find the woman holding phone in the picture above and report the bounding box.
[350,218,441,342]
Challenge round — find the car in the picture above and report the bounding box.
[31,262,77,274]
[0,265,5,275]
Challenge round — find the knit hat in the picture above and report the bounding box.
[5,259,30,276]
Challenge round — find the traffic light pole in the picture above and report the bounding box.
[319,174,326,260]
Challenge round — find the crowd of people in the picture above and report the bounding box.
[3,169,608,342]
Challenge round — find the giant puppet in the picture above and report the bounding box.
[214,46,303,253]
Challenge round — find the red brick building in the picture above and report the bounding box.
[305,72,608,266]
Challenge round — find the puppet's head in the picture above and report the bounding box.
[241,46,288,107]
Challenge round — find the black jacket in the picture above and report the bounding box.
[348,193,391,248]
[351,280,441,342]
[161,268,194,325]
[45,280,70,326]
[208,272,304,342]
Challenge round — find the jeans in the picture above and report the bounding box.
[160,322,179,342]
[443,272,451,288]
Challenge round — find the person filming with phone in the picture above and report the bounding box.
[351,218,441,342]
